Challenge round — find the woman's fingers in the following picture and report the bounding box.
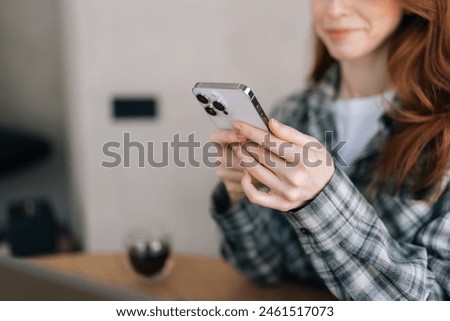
[216,167,245,182]
[226,119,334,212]
[268,118,316,146]
[241,171,288,210]
[232,121,300,163]
[233,144,284,193]
[210,129,247,145]
[210,129,247,170]
[223,180,246,206]
[242,142,290,178]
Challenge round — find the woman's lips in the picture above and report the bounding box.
[326,29,355,41]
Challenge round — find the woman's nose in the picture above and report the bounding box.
[326,0,352,18]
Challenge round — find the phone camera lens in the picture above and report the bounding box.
[212,101,226,111]
[223,111,229,115]
[196,94,209,104]
[205,107,217,116]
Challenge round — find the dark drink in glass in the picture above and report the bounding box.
[128,240,170,276]
[125,229,171,279]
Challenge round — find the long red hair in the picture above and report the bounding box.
[310,0,450,202]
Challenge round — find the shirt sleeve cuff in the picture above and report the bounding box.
[284,166,373,253]
[211,181,232,214]
[210,182,264,236]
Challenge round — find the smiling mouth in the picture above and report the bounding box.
[326,29,355,41]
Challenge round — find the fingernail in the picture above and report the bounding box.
[271,118,279,127]
[232,121,242,131]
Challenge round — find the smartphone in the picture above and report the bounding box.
[192,82,270,131]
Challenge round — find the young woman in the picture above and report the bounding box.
[210,0,450,300]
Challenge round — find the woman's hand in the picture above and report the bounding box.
[231,118,335,212]
[209,129,249,207]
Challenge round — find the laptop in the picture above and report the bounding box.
[0,256,156,300]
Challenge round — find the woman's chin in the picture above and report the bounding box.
[324,38,388,64]
[327,48,369,63]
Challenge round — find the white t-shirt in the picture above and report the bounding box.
[331,89,396,174]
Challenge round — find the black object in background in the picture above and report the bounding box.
[6,198,57,257]
[113,97,158,119]
[0,127,51,177]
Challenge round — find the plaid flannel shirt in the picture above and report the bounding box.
[210,63,450,300]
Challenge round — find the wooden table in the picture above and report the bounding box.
[28,253,336,301]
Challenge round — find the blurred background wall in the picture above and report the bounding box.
[1,0,313,256]
[0,0,70,253]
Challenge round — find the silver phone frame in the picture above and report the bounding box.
[192,82,270,129]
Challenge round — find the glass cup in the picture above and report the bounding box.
[125,228,172,281]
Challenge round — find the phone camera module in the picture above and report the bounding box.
[212,101,226,111]
[196,94,209,104]
[205,106,217,116]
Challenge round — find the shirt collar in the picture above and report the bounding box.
[311,62,401,133]
[315,62,341,101]
[307,62,402,168]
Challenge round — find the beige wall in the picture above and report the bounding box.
[0,0,69,234]
[61,0,313,255]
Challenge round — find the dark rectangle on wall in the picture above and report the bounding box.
[113,97,157,119]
